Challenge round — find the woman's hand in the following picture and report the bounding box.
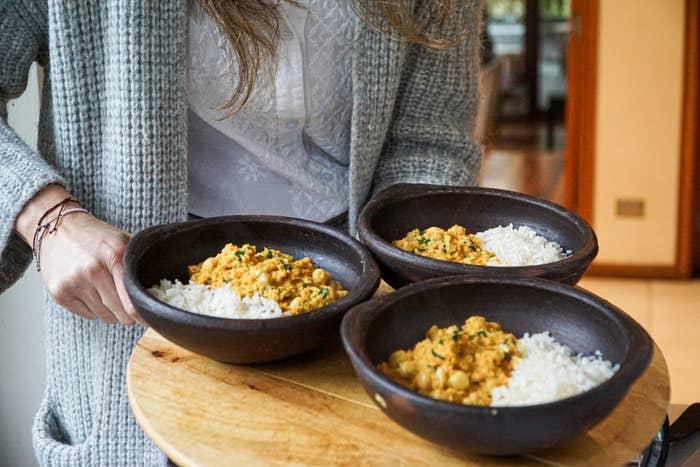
[39,213,144,325]
[14,185,145,325]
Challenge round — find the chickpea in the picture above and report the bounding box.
[398,361,416,378]
[448,371,470,390]
[416,370,432,391]
[257,272,270,287]
[201,257,215,272]
[289,297,303,313]
[462,392,480,405]
[435,367,447,387]
[427,325,440,340]
[312,268,328,284]
[388,350,409,368]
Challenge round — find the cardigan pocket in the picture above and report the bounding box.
[32,394,167,467]
[32,395,94,466]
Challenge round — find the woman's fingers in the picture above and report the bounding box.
[63,298,98,321]
[79,258,123,324]
[82,287,118,325]
[96,277,135,325]
[89,264,135,325]
[112,262,147,326]
[99,232,145,326]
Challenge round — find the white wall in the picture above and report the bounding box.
[0,64,45,467]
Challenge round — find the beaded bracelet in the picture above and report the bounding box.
[32,197,91,271]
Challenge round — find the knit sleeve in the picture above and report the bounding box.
[371,2,482,193]
[0,0,65,293]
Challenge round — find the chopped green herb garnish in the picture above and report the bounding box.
[503,352,512,362]
[419,229,425,235]
[234,250,245,260]
[438,339,444,345]
[470,329,488,339]
[431,349,445,359]
[451,330,463,341]
[418,237,430,245]
[427,364,437,371]
[319,287,328,299]
[266,250,273,259]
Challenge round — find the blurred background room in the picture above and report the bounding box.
[1,0,698,465]
[478,0,569,201]
[477,0,699,421]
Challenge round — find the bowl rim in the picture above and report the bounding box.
[124,215,381,331]
[340,275,652,414]
[357,183,599,273]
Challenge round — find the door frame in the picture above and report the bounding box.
[565,0,698,278]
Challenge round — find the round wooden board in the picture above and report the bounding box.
[127,283,670,466]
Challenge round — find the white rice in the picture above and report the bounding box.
[476,224,570,266]
[147,279,287,319]
[490,332,619,406]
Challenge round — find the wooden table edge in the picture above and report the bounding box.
[127,328,671,467]
[127,348,197,467]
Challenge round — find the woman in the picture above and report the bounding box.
[1,0,481,465]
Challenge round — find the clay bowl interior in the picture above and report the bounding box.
[357,184,598,288]
[341,276,651,455]
[124,215,380,364]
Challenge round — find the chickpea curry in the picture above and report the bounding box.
[378,316,520,406]
[188,243,347,314]
[392,225,496,265]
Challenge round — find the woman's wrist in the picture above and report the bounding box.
[13,184,81,245]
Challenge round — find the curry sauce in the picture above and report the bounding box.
[188,243,347,314]
[392,225,496,265]
[378,316,520,406]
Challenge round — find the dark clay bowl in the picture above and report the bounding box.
[341,276,651,455]
[357,183,598,288]
[124,216,380,364]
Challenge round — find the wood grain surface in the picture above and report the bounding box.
[127,282,671,466]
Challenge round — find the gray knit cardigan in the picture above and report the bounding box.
[0,1,481,465]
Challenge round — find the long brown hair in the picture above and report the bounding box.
[195,0,465,117]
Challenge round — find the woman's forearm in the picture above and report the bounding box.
[13,184,75,245]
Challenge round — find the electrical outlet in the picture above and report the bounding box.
[616,199,645,218]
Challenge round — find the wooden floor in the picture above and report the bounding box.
[579,277,699,405]
[479,133,698,406]
[480,148,566,204]
[480,120,567,204]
